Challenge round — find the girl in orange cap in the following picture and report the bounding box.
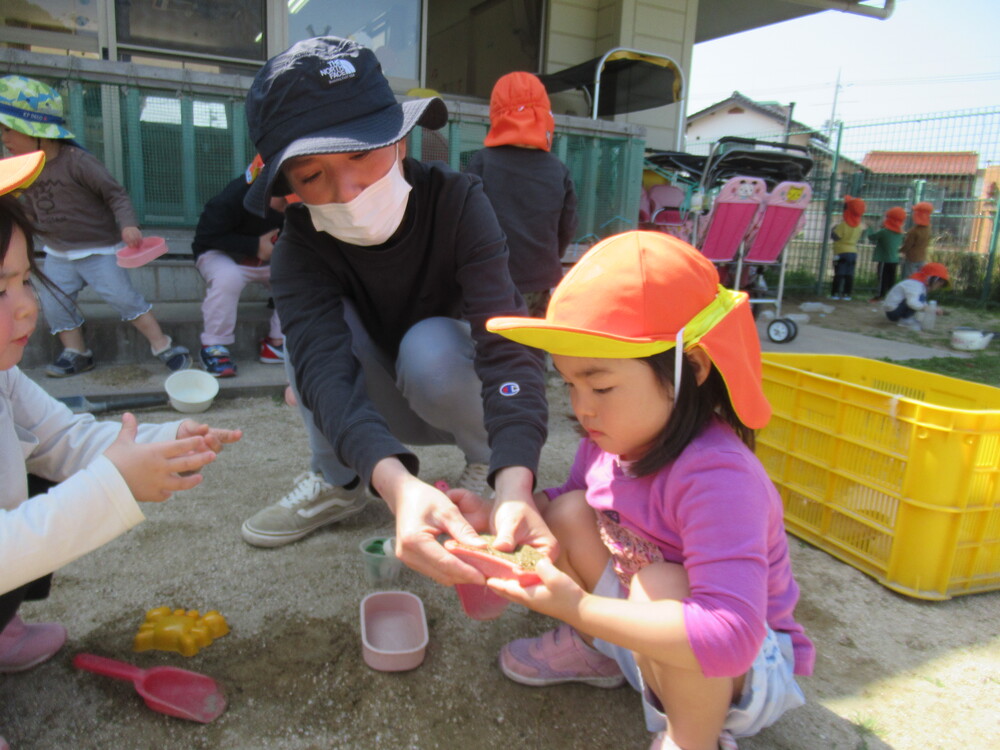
[900,201,934,279]
[867,206,907,301]
[829,195,866,300]
[485,231,813,750]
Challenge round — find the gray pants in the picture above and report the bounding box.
[38,253,151,333]
[285,304,490,487]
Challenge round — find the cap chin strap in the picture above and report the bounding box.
[674,327,684,403]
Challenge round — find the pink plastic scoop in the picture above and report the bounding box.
[73,653,226,723]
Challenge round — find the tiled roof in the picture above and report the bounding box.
[861,151,978,175]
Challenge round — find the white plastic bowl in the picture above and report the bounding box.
[360,591,428,672]
[950,327,994,351]
[165,370,220,413]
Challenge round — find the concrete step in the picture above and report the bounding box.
[24,299,278,370]
[21,357,288,407]
[64,257,271,305]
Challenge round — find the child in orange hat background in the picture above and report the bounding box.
[465,71,578,317]
[900,201,934,279]
[867,206,907,301]
[882,261,949,331]
[484,231,813,750]
[829,195,866,300]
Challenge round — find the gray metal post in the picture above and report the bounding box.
[231,99,247,178]
[815,121,843,295]
[180,97,198,223]
[980,193,1000,304]
[122,88,145,220]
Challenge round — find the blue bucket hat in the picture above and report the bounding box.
[0,75,76,141]
[243,37,447,216]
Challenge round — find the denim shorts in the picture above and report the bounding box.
[590,563,806,737]
[38,252,151,333]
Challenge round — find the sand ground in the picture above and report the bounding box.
[2,299,998,749]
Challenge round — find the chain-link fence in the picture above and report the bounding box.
[5,52,644,249]
[681,107,1000,305]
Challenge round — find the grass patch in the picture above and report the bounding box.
[892,352,1000,388]
[851,712,886,747]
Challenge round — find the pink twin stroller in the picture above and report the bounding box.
[643,137,814,343]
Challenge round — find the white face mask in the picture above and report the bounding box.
[304,148,411,246]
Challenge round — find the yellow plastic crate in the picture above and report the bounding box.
[759,353,1000,600]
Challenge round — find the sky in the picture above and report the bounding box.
[687,0,1000,130]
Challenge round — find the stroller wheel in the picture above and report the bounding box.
[767,318,798,344]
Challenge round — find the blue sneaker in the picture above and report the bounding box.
[200,345,237,377]
[153,336,192,372]
[45,349,95,378]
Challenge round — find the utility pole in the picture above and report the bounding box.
[827,68,842,138]
[783,101,796,143]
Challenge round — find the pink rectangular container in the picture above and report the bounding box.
[360,591,428,671]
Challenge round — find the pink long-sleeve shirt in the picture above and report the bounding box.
[545,419,815,678]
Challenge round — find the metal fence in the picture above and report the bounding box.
[3,49,644,246]
[684,107,1000,305]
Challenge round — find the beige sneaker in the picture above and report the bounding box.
[241,472,367,547]
[457,462,490,496]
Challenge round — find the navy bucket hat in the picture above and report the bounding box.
[244,37,447,216]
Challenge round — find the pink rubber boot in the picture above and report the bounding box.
[0,615,67,673]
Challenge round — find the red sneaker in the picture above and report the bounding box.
[0,615,67,673]
[259,339,285,364]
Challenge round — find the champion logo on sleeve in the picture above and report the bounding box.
[499,382,520,397]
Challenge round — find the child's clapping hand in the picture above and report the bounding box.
[176,419,243,454]
[103,413,236,502]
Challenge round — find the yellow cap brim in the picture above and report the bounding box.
[486,318,676,358]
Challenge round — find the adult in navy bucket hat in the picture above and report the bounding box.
[244,37,446,216]
[240,37,550,591]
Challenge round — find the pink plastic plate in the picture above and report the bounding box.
[116,236,167,268]
[444,539,542,620]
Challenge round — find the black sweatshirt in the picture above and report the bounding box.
[191,176,284,262]
[465,145,578,293]
[270,158,548,488]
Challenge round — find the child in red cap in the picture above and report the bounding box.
[867,206,907,301]
[883,261,949,331]
[829,195,866,300]
[465,72,578,317]
[485,231,813,750]
[900,201,934,279]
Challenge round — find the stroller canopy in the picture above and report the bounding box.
[648,137,814,190]
[538,47,684,119]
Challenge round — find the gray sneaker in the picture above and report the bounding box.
[457,462,490,496]
[241,472,367,548]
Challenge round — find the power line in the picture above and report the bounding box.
[691,70,1000,100]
